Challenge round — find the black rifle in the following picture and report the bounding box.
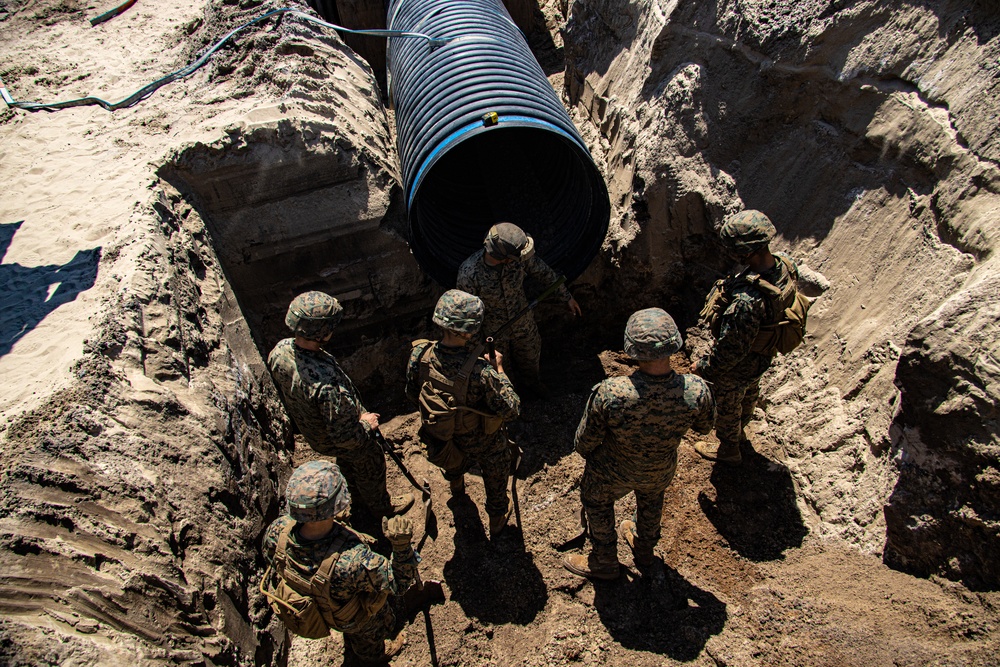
[485,275,567,363]
[372,428,436,544]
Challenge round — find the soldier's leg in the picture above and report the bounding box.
[425,435,470,493]
[337,441,393,518]
[508,321,542,388]
[739,376,762,435]
[633,488,667,558]
[579,468,627,563]
[477,441,513,519]
[564,466,624,579]
[344,604,400,662]
[694,374,744,464]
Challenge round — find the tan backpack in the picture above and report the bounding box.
[700,256,812,356]
[413,341,503,462]
[259,522,389,639]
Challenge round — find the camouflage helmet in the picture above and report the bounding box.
[432,289,484,335]
[483,222,535,261]
[720,210,776,254]
[285,460,351,523]
[624,308,683,360]
[285,291,343,341]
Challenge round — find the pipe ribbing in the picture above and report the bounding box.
[387,0,610,287]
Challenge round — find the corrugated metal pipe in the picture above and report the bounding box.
[387,0,610,287]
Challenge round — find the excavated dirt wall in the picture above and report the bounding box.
[561,0,1000,585]
[1,0,423,663]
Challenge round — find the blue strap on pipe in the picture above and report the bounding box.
[407,113,586,205]
[3,8,449,113]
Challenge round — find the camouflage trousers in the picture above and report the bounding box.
[443,433,512,518]
[580,467,677,562]
[492,321,541,388]
[335,439,392,518]
[712,373,762,448]
[342,596,400,661]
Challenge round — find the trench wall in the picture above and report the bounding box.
[0,1,425,663]
[560,0,1000,585]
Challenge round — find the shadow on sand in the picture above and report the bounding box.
[698,442,807,561]
[1,221,101,358]
[593,558,727,660]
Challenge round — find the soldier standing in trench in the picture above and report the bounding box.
[263,460,416,662]
[692,210,799,465]
[456,222,582,396]
[405,289,522,539]
[564,308,716,579]
[268,291,414,522]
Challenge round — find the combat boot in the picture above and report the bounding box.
[694,440,742,465]
[364,631,406,664]
[488,499,514,539]
[390,493,416,516]
[562,553,621,580]
[618,520,654,567]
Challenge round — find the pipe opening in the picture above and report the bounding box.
[409,124,609,286]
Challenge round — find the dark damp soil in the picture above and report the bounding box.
[288,318,1000,667]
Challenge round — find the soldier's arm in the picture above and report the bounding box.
[404,344,426,405]
[705,293,764,374]
[455,260,478,295]
[524,255,572,302]
[480,364,521,421]
[574,385,608,457]
[691,377,717,435]
[348,544,418,598]
[318,385,371,449]
[262,516,294,562]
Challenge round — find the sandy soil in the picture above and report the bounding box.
[2,0,999,665]
[287,324,1000,667]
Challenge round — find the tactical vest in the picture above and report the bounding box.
[259,523,389,639]
[699,255,812,356]
[414,341,503,443]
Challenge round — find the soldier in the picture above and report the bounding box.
[563,308,716,580]
[692,210,799,466]
[405,289,521,539]
[268,291,413,520]
[263,461,416,663]
[456,222,582,393]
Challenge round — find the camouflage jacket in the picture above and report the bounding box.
[704,252,799,380]
[456,248,571,337]
[267,339,371,454]
[405,341,521,449]
[263,515,417,610]
[575,370,716,486]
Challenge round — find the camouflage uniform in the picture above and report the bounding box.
[263,461,417,662]
[405,342,520,518]
[576,372,715,563]
[267,293,392,518]
[701,214,799,452]
[570,309,715,573]
[406,289,521,520]
[456,246,571,386]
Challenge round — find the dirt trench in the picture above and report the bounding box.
[1,0,999,665]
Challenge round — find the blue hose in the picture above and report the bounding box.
[3,8,448,113]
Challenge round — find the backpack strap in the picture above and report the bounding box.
[418,341,484,407]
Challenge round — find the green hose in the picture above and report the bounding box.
[3,8,448,113]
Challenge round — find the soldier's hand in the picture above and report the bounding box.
[490,349,505,373]
[690,358,706,376]
[567,297,582,317]
[360,412,380,430]
[382,515,414,549]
